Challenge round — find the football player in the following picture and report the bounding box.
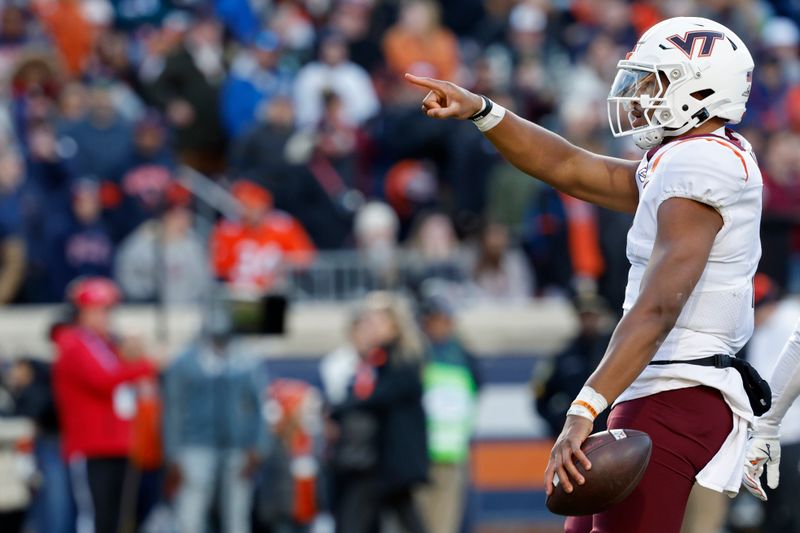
[407,16,761,532]
[742,319,800,500]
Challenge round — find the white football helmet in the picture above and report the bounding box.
[607,17,754,150]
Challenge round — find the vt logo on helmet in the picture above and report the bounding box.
[607,17,754,150]
[667,31,725,58]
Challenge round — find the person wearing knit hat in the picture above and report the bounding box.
[51,276,157,533]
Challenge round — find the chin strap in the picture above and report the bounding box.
[634,127,664,149]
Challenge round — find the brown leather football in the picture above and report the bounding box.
[546,429,652,516]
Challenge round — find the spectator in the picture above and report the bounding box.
[384,160,439,229]
[0,368,35,533]
[106,111,177,242]
[406,210,466,297]
[320,310,370,407]
[48,179,114,301]
[0,5,32,82]
[463,221,533,303]
[328,0,384,73]
[110,0,172,30]
[485,158,540,232]
[31,0,96,76]
[56,81,88,129]
[9,53,60,133]
[51,277,157,533]
[6,358,74,533]
[150,16,227,176]
[115,182,210,304]
[229,96,299,183]
[742,274,800,533]
[87,31,147,121]
[761,17,800,84]
[294,31,378,129]
[256,379,324,533]
[59,82,134,184]
[0,149,25,304]
[229,97,352,249]
[354,201,401,290]
[21,121,75,302]
[745,54,794,133]
[760,133,800,290]
[221,30,293,139]
[332,292,428,533]
[533,293,612,436]
[417,294,481,533]
[382,0,460,81]
[210,180,315,292]
[309,90,359,193]
[162,306,269,533]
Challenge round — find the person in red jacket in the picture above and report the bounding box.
[52,277,157,533]
[210,180,315,292]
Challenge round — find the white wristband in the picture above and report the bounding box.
[566,386,609,422]
[472,100,506,132]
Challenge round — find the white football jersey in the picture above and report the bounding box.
[616,127,763,494]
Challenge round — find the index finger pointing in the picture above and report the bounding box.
[404,73,447,93]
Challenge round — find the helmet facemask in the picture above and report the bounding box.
[607,61,696,150]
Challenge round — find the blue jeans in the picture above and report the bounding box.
[174,448,253,533]
[28,435,75,533]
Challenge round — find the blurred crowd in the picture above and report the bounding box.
[0,0,795,309]
[0,277,481,533]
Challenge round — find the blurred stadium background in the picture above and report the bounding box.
[0,0,797,532]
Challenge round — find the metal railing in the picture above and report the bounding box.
[281,250,471,302]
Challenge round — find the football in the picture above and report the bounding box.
[546,429,652,516]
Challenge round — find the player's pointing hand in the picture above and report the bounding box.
[404,73,484,120]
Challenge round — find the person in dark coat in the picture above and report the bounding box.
[104,112,177,242]
[333,292,428,533]
[47,179,114,300]
[5,358,74,533]
[21,121,76,302]
[533,293,613,435]
[228,97,352,249]
[149,17,227,176]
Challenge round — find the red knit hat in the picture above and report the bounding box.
[67,277,121,308]
[231,180,273,210]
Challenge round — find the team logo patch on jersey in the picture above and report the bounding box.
[637,167,648,184]
[610,429,628,440]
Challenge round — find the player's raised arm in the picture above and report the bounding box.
[404,73,639,213]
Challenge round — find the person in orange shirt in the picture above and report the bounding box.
[32,0,96,76]
[382,0,460,81]
[211,180,315,291]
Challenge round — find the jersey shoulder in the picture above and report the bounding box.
[649,134,755,210]
[655,135,751,183]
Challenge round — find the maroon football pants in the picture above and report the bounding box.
[564,386,733,533]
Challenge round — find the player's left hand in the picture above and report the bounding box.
[544,415,593,496]
[742,424,781,501]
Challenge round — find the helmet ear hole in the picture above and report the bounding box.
[682,104,689,111]
[691,89,715,100]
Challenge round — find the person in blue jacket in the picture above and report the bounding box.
[221,30,294,139]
